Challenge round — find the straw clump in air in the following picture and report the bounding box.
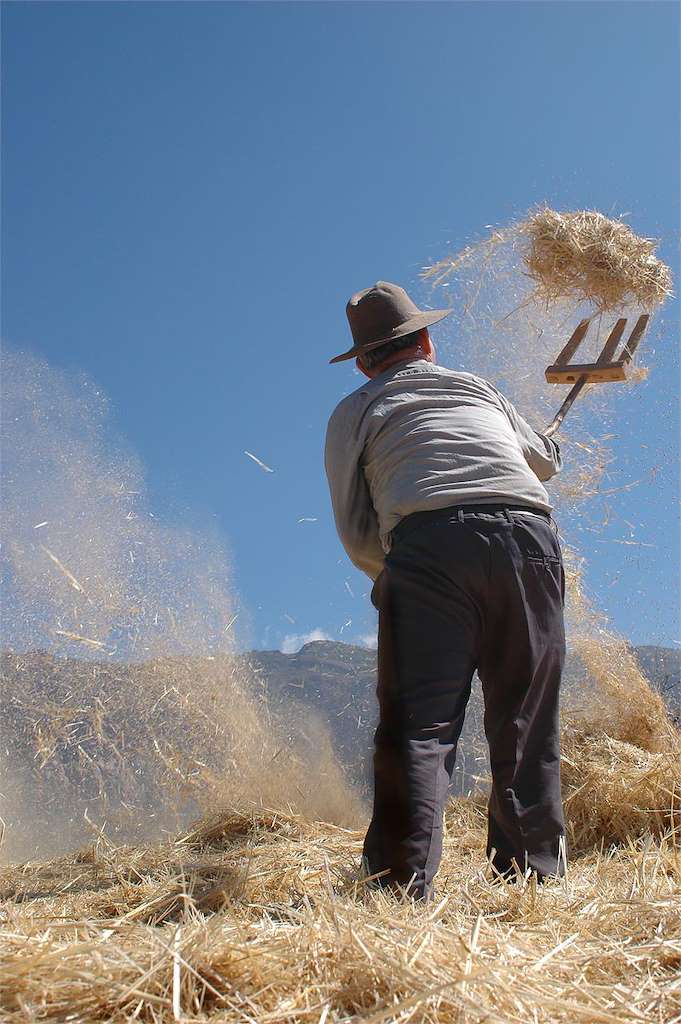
[521,207,673,312]
[425,206,673,315]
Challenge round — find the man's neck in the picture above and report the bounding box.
[368,349,433,378]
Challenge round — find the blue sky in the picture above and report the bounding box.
[2,1,679,651]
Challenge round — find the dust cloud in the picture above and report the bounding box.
[0,349,363,861]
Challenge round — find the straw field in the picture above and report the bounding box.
[2,656,680,1024]
[1,788,679,1023]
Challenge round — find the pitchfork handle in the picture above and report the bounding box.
[544,375,588,437]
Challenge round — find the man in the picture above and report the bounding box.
[325,281,566,901]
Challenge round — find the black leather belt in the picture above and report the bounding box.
[391,503,552,544]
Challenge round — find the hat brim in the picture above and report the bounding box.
[329,308,452,364]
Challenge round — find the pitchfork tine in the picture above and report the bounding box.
[553,318,590,366]
[619,314,649,364]
[596,318,627,365]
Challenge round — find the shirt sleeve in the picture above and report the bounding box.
[324,403,385,581]
[489,384,563,482]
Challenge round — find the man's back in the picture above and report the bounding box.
[325,359,561,578]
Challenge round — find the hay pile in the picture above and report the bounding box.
[558,577,681,855]
[569,632,676,753]
[0,651,363,861]
[560,635,681,854]
[1,799,679,1023]
[562,731,681,854]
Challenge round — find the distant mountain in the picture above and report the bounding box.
[247,639,681,790]
[1,641,678,859]
[246,642,377,783]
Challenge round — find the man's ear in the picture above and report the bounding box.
[356,356,373,379]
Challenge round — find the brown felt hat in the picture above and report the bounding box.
[330,281,451,364]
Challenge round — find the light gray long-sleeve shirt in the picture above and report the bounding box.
[324,359,562,580]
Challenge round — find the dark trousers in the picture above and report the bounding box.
[362,504,567,900]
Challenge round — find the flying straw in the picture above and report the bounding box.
[244,450,274,473]
[54,630,108,650]
[41,546,87,596]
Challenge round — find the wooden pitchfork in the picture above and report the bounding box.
[543,314,649,437]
